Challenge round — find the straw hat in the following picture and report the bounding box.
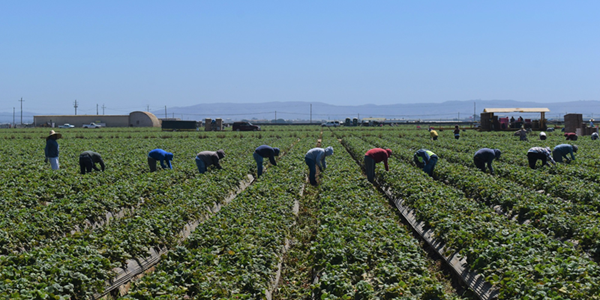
[48,130,62,139]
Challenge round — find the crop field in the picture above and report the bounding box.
[1,126,599,299]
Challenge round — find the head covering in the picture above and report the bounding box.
[540,132,546,136]
[325,146,334,156]
[273,147,280,156]
[545,147,551,152]
[165,152,174,160]
[572,145,578,153]
[216,149,225,159]
[48,130,62,139]
[494,149,502,159]
[385,148,392,157]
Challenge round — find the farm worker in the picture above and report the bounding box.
[514,127,528,141]
[527,147,555,169]
[305,146,334,186]
[428,128,438,141]
[79,151,105,174]
[44,130,62,170]
[453,125,460,140]
[364,148,392,182]
[539,132,547,140]
[473,148,501,175]
[253,145,280,177]
[552,144,578,163]
[590,119,595,127]
[413,149,438,177]
[564,132,578,141]
[147,149,173,172]
[592,132,599,140]
[195,149,225,173]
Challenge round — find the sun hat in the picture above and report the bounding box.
[48,130,62,139]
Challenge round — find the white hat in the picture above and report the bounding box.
[48,130,62,139]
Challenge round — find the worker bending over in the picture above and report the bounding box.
[196,149,225,173]
[592,132,598,140]
[364,148,392,182]
[564,132,578,141]
[527,147,555,169]
[552,144,577,163]
[79,151,105,174]
[253,145,280,177]
[539,132,547,140]
[305,146,333,186]
[414,149,438,177]
[429,128,438,141]
[148,149,173,171]
[473,148,501,175]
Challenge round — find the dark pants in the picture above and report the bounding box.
[423,156,438,177]
[253,152,264,177]
[195,157,206,173]
[473,156,486,172]
[527,152,546,169]
[454,135,460,140]
[305,157,317,185]
[432,136,438,140]
[148,157,158,172]
[540,135,547,140]
[364,155,376,182]
[79,154,94,174]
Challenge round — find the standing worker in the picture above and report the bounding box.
[195,149,225,173]
[539,132,547,140]
[453,125,460,140]
[473,148,501,175]
[147,149,173,172]
[429,128,438,141]
[552,144,577,163]
[413,149,438,177]
[79,151,105,174]
[305,146,334,186]
[364,148,392,182]
[514,127,528,141]
[253,145,280,177]
[44,130,62,170]
[527,147,555,169]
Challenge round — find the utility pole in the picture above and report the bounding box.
[13,107,15,127]
[102,104,106,115]
[96,104,99,115]
[473,102,476,122]
[74,100,78,115]
[147,105,150,112]
[275,111,277,121]
[19,97,24,125]
[310,104,312,123]
[165,106,167,118]
[458,112,460,121]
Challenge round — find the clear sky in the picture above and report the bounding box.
[1,1,599,114]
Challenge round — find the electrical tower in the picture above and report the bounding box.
[74,100,79,115]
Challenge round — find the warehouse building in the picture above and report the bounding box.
[34,111,161,128]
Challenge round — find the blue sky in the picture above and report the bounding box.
[1,1,599,114]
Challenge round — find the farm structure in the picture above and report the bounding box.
[480,107,549,131]
[34,111,161,128]
[1,126,600,299]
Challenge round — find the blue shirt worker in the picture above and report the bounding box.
[305,146,334,186]
[79,151,105,174]
[552,144,578,163]
[44,130,62,170]
[527,147,555,169]
[148,149,173,172]
[253,145,280,177]
[413,149,438,177]
[196,150,225,173]
[473,148,501,175]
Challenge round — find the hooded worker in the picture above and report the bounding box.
[453,125,460,140]
[413,149,438,177]
[147,149,173,171]
[592,132,599,140]
[44,130,62,170]
[539,132,547,140]
[196,149,225,173]
[527,147,555,169]
[552,144,577,163]
[253,145,280,177]
[364,148,392,182]
[305,146,334,185]
[473,148,501,175]
[79,151,105,174]
[428,128,438,140]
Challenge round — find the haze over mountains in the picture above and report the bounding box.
[2,100,599,124]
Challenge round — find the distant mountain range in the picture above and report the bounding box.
[2,100,600,124]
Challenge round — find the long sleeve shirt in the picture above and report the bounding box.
[196,151,222,169]
[81,151,105,171]
[365,148,391,171]
[305,147,330,170]
[148,149,173,169]
[254,145,277,166]
[553,144,576,161]
[528,147,556,165]
[413,149,436,167]
[474,148,499,174]
[429,130,438,138]
[45,138,59,158]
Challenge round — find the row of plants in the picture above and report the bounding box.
[340,135,600,299]
[0,135,298,298]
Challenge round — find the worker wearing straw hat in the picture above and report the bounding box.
[44,130,62,170]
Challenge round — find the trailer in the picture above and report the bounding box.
[161,120,198,131]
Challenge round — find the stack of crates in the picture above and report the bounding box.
[564,114,583,134]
